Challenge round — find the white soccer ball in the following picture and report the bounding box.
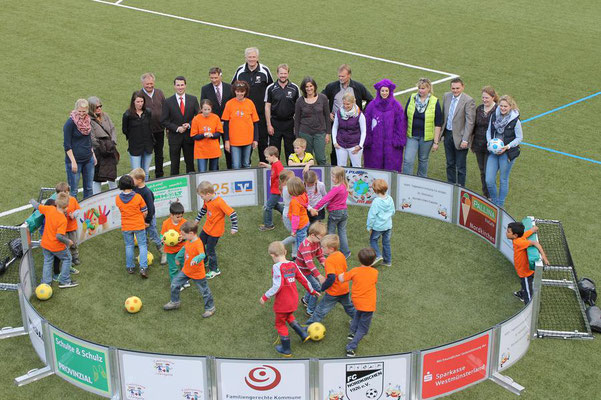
[487,138,505,154]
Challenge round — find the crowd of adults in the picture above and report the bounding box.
[63,47,523,208]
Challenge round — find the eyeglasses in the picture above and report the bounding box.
[96,105,103,108]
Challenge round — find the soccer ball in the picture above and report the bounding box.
[137,252,154,266]
[163,229,180,247]
[125,296,142,313]
[134,234,138,247]
[487,138,504,154]
[307,322,326,341]
[366,388,379,398]
[35,283,53,300]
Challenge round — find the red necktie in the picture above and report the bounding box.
[179,96,185,115]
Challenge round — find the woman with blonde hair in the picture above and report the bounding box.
[332,93,367,167]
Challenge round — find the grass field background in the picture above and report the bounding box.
[1,0,600,398]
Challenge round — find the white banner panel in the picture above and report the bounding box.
[119,351,208,400]
[497,302,533,371]
[262,167,325,205]
[21,295,46,364]
[147,176,192,218]
[216,359,310,400]
[319,354,411,400]
[346,168,393,207]
[499,211,515,261]
[396,175,453,222]
[196,170,258,208]
[78,190,121,244]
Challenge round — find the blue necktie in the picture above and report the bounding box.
[447,96,458,131]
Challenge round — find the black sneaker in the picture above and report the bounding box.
[258,224,275,231]
[513,291,525,303]
[347,332,355,341]
[140,269,148,279]
[127,268,135,274]
[59,281,79,289]
[346,349,355,357]
[301,297,309,308]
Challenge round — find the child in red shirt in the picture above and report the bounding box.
[160,202,186,281]
[287,177,310,252]
[296,222,327,316]
[507,222,549,304]
[260,241,318,357]
[163,222,215,318]
[259,146,284,231]
[191,99,223,172]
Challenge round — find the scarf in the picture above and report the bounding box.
[70,110,91,135]
[414,93,430,113]
[339,104,359,120]
[493,111,512,134]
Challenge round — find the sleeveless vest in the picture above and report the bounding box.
[406,93,438,141]
[490,112,521,160]
[336,110,362,148]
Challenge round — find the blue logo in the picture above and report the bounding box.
[234,181,253,193]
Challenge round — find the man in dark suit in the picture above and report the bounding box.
[161,76,199,175]
[140,72,166,178]
[201,67,233,169]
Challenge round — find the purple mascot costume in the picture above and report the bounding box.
[363,79,407,172]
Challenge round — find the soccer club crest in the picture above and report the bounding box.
[345,362,384,400]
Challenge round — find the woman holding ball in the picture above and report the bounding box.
[485,95,522,208]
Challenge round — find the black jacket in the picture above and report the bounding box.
[322,79,373,112]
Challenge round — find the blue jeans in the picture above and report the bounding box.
[327,209,350,257]
[295,224,309,256]
[145,216,162,249]
[129,152,153,180]
[306,292,356,324]
[199,231,220,272]
[370,229,391,264]
[170,270,214,309]
[302,274,322,314]
[402,136,433,177]
[42,248,72,285]
[263,193,283,227]
[347,311,373,351]
[485,152,515,208]
[444,131,468,186]
[122,230,147,270]
[231,145,252,169]
[65,157,94,199]
[197,158,219,172]
[281,217,297,258]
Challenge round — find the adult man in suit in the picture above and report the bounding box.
[438,78,476,186]
[140,72,166,178]
[201,67,233,169]
[161,76,199,175]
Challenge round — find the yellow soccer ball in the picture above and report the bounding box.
[134,234,138,247]
[125,296,142,313]
[307,322,326,341]
[163,229,180,247]
[35,284,53,301]
[137,252,154,266]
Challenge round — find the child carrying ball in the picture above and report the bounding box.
[366,179,395,266]
[160,202,186,280]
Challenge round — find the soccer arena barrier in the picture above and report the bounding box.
[3,167,546,399]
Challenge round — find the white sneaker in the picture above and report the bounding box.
[371,257,383,266]
[160,252,167,265]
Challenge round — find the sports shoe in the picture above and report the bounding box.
[382,263,392,267]
[513,291,525,303]
[140,269,148,279]
[258,224,275,231]
[347,332,355,341]
[127,268,135,274]
[301,297,309,308]
[371,256,383,266]
[346,349,356,357]
[52,274,59,282]
[345,252,352,260]
[202,307,216,318]
[183,281,191,288]
[59,281,78,289]
[70,266,80,275]
[160,252,167,265]
[163,301,181,310]
[306,309,313,317]
[206,270,221,279]
[72,258,81,266]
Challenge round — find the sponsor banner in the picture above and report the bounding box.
[457,190,498,245]
[420,332,491,399]
[50,327,112,397]
[262,167,325,205]
[396,176,453,222]
[196,170,258,208]
[497,302,533,371]
[346,168,392,206]
[119,350,207,400]
[78,190,121,244]
[21,294,46,364]
[499,211,515,261]
[19,252,33,299]
[147,176,192,219]
[319,354,411,400]
[216,359,309,400]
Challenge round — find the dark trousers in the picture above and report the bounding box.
[473,149,489,198]
[330,145,337,166]
[152,130,165,178]
[199,231,220,272]
[347,310,373,351]
[520,275,534,305]
[269,119,295,163]
[221,135,232,169]
[444,130,468,186]
[257,117,269,164]
[168,134,195,175]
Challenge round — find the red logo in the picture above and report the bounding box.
[244,365,282,391]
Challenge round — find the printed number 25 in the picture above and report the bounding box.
[213,183,229,195]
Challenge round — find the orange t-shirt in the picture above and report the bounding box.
[39,204,67,252]
[324,251,350,296]
[190,113,223,159]
[115,192,147,231]
[182,238,206,280]
[161,217,187,254]
[513,229,535,278]
[66,196,81,232]
[344,266,379,312]
[202,195,234,237]
[221,98,259,146]
[288,193,309,232]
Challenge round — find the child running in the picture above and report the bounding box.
[366,179,395,266]
[288,137,315,172]
[296,222,327,316]
[161,202,186,280]
[258,146,284,231]
[260,241,318,357]
[279,170,297,258]
[287,177,310,252]
[303,170,327,223]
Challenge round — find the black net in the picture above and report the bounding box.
[0,225,22,289]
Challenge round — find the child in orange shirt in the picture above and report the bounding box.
[160,202,186,281]
[507,222,549,304]
[191,99,223,172]
[55,182,82,267]
[306,234,356,325]
[338,247,379,357]
[29,192,78,288]
[222,80,259,169]
[115,175,149,277]
[287,177,310,253]
[194,181,238,279]
[163,221,215,318]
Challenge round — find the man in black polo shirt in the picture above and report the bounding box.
[231,47,273,163]
[264,64,299,163]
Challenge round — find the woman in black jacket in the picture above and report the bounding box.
[122,91,154,179]
[89,96,119,194]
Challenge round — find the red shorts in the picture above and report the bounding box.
[274,312,296,336]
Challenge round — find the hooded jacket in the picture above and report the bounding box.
[366,195,396,232]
